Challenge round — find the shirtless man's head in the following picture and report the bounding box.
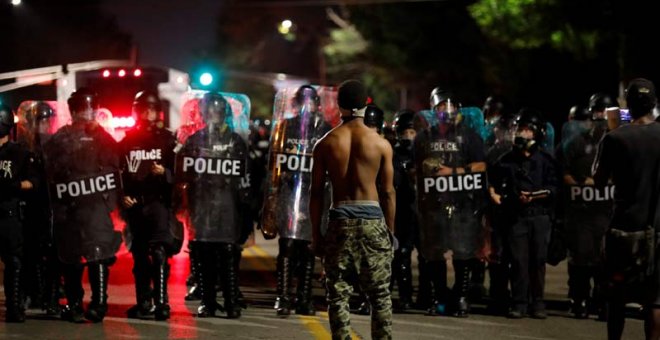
[337,79,369,119]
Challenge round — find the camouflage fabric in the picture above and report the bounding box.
[323,218,393,340]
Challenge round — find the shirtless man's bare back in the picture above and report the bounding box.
[310,80,395,340]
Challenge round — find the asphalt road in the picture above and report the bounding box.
[0,233,646,339]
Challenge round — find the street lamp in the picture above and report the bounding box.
[278,19,293,35]
[11,0,22,6]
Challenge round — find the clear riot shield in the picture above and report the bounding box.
[174,91,251,243]
[414,124,488,261]
[260,85,340,241]
[16,101,69,152]
[41,112,123,264]
[417,107,484,134]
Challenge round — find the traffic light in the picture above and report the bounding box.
[190,63,223,91]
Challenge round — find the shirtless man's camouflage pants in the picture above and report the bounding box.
[323,218,393,340]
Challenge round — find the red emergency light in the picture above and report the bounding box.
[111,116,136,129]
[133,69,142,77]
[102,70,111,78]
[118,69,126,77]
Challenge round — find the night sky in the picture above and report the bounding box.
[101,0,223,71]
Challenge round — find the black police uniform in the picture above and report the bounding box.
[1,139,38,322]
[391,138,418,309]
[489,145,558,317]
[120,123,180,320]
[558,120,611,318]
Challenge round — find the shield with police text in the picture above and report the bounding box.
[414,124,488,261]
[560,122,613,266]
[174,91,251,243]
[260,85,340,241]
[42,120,123,264]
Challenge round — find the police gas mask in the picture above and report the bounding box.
[0,104,15,138]
[200,93,229,134]
[433,100,459,125]
[513,126,538,153]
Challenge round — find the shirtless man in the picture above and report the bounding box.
[310,80,395,340]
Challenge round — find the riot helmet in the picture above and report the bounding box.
[492,112,517,144]
[133,90,163,129]
[589,93,614,121]
[393,109,416,138]
[293,85,321,116]
[200,92,230,126]
[0,103,15,138]
[429,87,458,124]
[483,95,505,119]
[68,87,99,123]
[364,104,384,133]
[25,101,56,135]
[514,108,545,152]
[570,104,591,121]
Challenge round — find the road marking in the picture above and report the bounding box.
[316,311,362,339]
[510,335,557,340]
[300,315,333,339]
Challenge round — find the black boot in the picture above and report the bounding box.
[62,264,85,323]
[295,248,316,316]
[426,260,448,316]
[220,243,241,319]
[151,246,171,321]
[197,244,221,318]
[85,263,109,322]
[568,264,589,319]
[185,243,202,301]
[127,252,153,319]
[275,253,293,317]
[415,255,432,310]
[5,256,25,323]
[453,260,471,318]
[234,246,247,309]
[468,260,487,303]
[394,248,414,311]
[43,253,62,316]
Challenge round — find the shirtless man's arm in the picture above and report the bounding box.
[378,140,396,233]
[310,140,327,256]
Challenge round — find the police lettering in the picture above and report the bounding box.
[423,173,484,193]
[570,185,615,202]
[55,173,117,199]
[0,160,13,179]
[129,149,162,161]
[182,156,242,176]
[275,153,313,172]
[429,141,458,152]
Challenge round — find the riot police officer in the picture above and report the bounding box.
[42,88,122,323]
[414,88,487,317]
[559,101,612,319]
[121,90,182,320]
[262,85,335,317]
[0,103,38,322]
[391,109,420,311]
[15,101,62,315]
[176,92,250,319]
[489,109,558,319]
